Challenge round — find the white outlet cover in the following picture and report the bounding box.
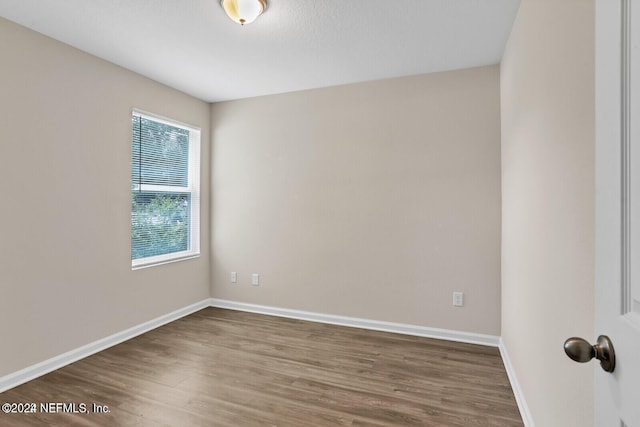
[231,272,237,283]
[453,292,464,307]
[251,274,259,286]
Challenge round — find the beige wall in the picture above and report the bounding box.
[500,0,595,425]
[0,18,211,377]
[211,66,502,335]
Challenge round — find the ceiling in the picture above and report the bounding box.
[0,0,521,103]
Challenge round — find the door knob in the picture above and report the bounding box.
[563,335,615,373]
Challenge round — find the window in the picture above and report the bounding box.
[131,110,200,269]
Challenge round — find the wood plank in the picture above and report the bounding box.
[0,308,523,426]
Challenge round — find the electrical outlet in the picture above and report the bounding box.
[453,292,464,307]
[251,273,260,286]
[231,272,237,283]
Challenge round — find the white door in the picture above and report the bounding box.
[595,0,640,425]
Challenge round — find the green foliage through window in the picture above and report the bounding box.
[131,116,189,188]
[131,193,190,260]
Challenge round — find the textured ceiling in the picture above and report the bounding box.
[0,0,521,102]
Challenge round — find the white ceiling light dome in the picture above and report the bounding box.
[221,0,267,26]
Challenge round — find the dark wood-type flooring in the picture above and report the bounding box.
[1,307,523,426]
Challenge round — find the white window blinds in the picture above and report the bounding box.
[131,110,200,268]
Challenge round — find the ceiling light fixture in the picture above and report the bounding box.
[220,0,267,26]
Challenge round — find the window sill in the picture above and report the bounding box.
[132,252,200,270]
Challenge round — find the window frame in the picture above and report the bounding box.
[131,109,201,270]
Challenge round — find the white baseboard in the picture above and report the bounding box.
[0,297,503,397]
[209,298,500,347]
[0,298,211,393]
[499,338,535,427]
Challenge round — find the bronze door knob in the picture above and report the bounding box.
[564,335,615,373]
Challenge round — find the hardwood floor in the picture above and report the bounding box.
[0,308,523,426]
